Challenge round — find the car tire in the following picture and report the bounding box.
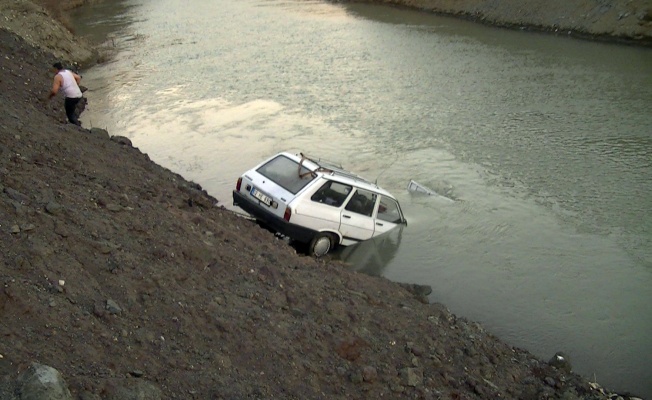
[309,233,335,257]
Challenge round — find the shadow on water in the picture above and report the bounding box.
[69,0,139,45]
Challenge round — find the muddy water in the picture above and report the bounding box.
[72,0,652,396]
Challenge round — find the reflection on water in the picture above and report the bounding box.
[72,0,652,396]
[336,225,404,275]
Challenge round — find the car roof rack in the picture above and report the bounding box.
[298,152,379,189]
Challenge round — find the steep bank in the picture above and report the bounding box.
[0,0,96,65]
[340,0,652,45]
[0,2,646,400]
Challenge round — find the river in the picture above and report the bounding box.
[71,0,652,396]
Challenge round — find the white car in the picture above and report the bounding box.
[232,152,407,257]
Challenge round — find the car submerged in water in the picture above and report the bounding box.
[232,152,407,257]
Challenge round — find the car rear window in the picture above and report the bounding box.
[256,155,315,194]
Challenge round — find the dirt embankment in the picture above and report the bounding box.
[0,0,96,65]
[0,1,647,399]
[343,0,652,45]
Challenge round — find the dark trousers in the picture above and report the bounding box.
[64,97,82,125]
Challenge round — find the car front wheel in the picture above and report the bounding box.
[309,233,335,257]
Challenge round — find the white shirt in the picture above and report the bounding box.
[58,70,82,99]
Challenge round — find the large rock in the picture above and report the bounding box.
[548,351,573,373]
[17,364,72,400]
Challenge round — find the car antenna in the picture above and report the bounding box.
[375,153,399,185]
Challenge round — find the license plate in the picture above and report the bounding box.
[251,188,272,206]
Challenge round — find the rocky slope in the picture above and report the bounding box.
[0,1,647,399]
[0,0,96,65]
[342,0,652,45]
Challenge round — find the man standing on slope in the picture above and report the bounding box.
[48,62,83,126]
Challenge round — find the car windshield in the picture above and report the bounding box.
[256,155,315,194]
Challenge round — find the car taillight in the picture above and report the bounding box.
[283,206,292,221]
[236,177,242,191]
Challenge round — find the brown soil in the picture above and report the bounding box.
[0,1,647,399]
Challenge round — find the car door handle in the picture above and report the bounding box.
[343,215,351,219]
[376,222,384,226]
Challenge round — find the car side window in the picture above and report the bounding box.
[311,181,351,207]
[377,196,402,223]
[344,189,376,217]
